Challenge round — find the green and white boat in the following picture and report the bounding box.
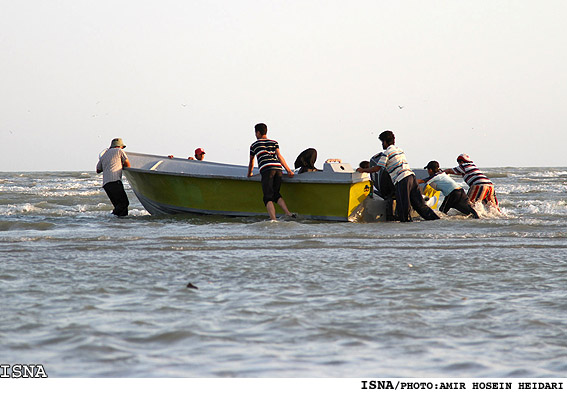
[123,152,373,221]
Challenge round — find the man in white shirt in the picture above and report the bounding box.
[96,138,131,216]
[418,161,479,218]
[357,130,439,222]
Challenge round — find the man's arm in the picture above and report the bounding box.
[247,155,255,177]
[276,148,294,177]
[444,168,456,175]
[357,165,381,174]
[358,152,387,173]
[121,151,131,168]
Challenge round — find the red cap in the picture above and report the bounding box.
[195,148,205,155]
[457,153,472,163]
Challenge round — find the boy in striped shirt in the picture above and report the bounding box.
[248,123,295,221]
[357,130,439,222]
[444,154,500,211]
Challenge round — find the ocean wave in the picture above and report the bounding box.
[514,199,567,215]
[509,170,567,178]
[497,184,567,195]
[0,220,56,231]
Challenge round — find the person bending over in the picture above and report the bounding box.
[444,154,499,211]
[96,138,130,216]
[418,160,479,218]
[357,130,439,222]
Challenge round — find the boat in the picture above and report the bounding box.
[123,152,375,221]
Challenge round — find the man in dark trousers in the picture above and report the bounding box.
[96,138,130,216]
[247,123,295,221]
[357,130,439,222]
[418,160,479,218]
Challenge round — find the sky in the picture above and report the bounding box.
[1,0,566,171]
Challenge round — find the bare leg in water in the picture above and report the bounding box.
[266,198,293,221]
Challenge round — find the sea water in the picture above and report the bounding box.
[0,168,566,377]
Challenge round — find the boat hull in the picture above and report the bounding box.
[123,152,372,221]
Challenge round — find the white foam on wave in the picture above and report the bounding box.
[0,178,102,197]
[0,185,32,193]
[516,199,567,215]
[497,182,567,195]
[508,169,567,178]
[471,202,509,219]
[127,208,150,217]
[0,203,40,215]
[38,190,103,197]
[0,201,126,217]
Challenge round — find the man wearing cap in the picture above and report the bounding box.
[444,154,499,211]
[189,148,205,161]
[96,138,130,216]
[357,130,439,222]
[418,161,479,218]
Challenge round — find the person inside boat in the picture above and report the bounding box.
[444,154,500,211]
[96,138,130,216]
[418,160,479,218]
[356,130,439,222]
[189,148,206,161]
[167,148,206,161]
[294,148,319,174]
[247,123,296,221]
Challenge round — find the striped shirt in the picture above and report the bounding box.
[250,139,283,173]
[96,148,128,186]
[375,145,414,184]
[452,162,492,186]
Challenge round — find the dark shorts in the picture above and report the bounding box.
[260,169,283,205]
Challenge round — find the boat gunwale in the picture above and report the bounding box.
[124,151,369,185]
[125,167,366,184]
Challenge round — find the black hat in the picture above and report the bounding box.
[424,160,440,171]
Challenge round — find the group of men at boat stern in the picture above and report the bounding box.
[357,130,499,222]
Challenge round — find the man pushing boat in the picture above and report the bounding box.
[357,130,439,222]
[444,154,500,212]
[96,138,130,216]
[247,123,296,221]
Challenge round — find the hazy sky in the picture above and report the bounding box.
[1,1,566,171]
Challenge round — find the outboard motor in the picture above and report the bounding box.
[369,153,395,199]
